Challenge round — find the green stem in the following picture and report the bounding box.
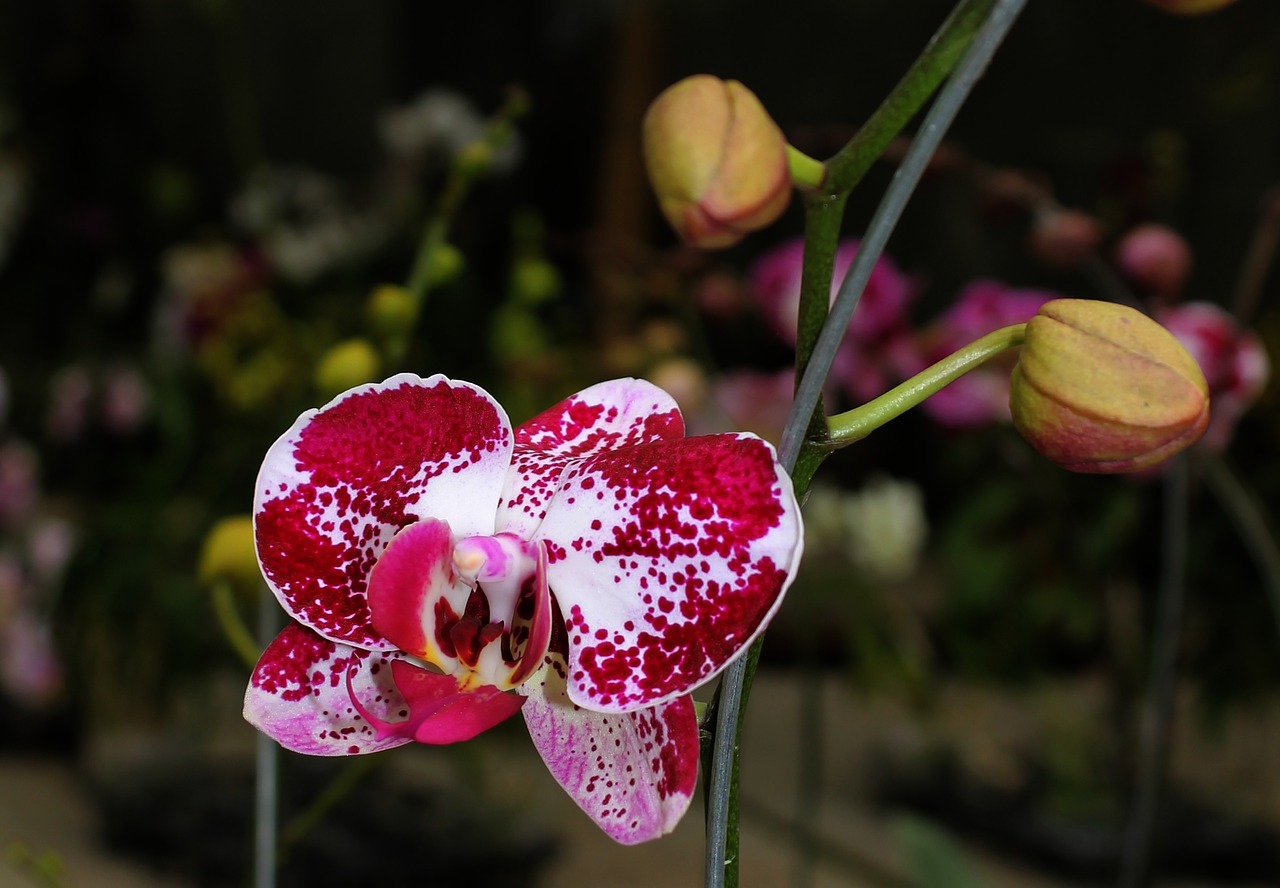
[211,581,261,670]
[826,323,1025,447]
[822,0,998,196]
[787,145,827,191]
[277,756,384,864]
[1202,456,1280,642]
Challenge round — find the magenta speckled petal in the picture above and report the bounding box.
[243,622,412,756]
[496,379,684,538]
[538,433,803,712]
[349,660,525,745]
[254,374,513,649]
[521,654,698,844]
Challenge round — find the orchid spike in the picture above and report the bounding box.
[243,374,804,843]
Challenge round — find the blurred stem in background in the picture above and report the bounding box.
[1118,456,1190,888]
[389,88,529,365]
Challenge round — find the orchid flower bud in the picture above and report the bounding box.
[1009,299,1209,473]
[1141,0,1237,14]
[643,75,791,249]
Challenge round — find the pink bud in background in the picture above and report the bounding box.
[1158,302,1269,449]
[1116,224,1193,299]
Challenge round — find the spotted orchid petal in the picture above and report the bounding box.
[243,622,412,756]
[254,374,513,649]
[538,433,803,712]
[347,659,526,745]
[496,379,684,538]
[521,652,698,845]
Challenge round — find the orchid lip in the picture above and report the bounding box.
[366,519,553,693]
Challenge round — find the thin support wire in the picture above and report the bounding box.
[254,591,279,888]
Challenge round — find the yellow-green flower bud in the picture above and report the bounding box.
[643,75,790,249]
[366,284,417,338]
[198,515,260,599]
[1009,299,1209,473]
[315,338,381,398]
[424,243,465,288]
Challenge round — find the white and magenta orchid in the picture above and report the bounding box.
[243,373,803,843]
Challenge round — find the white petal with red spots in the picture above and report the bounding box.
[520,654,698,845]
[254,374,512,649]
[244,622,413,756]
[496,379,683,538]
[537,434,803,712]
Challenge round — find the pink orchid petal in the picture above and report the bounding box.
[254,374,512,649]
[521,654,698,844]
[243,622,412,756]
[507,541,552,687]
[366,518,463,670]
[539,434,803,712]
[497,379,684,538]
[349,659,525,745]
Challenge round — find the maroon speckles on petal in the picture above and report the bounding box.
[538,434,803,711]
[254,374,512,648]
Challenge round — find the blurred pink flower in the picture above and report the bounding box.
[45,367,94,443]
[914,279,1058,428]
[0,441,38,528]
[101,364,153,435]
[750,236,914,403]
[710,369,795,444]
[1158,302,1269,450]
[1,613,62,706]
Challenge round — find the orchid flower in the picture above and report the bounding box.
[243,373,803,843]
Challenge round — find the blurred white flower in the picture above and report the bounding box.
[27,515,75,585]
[804,476,928,583]
[379,88,521,172]
[380,89,486,158]
[230,166,392,285]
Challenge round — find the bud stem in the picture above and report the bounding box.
[826,323,1026,447]
[786,145,827,191]
[212,580,262,670]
